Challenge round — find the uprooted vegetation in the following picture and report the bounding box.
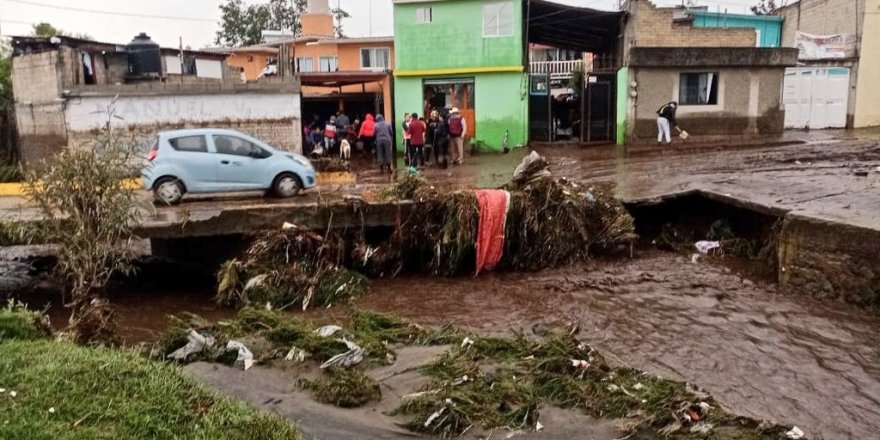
[217,152,637,309]
[160,309,801,439]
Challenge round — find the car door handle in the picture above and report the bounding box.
[220,160,230,165]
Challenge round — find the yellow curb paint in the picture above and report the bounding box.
[0,173,355,197]
[317,171,356,185]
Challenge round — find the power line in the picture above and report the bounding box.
[0,0,216,22]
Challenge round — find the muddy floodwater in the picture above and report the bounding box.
[32,251,877,439]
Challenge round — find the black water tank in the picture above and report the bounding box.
[126,32,161,76]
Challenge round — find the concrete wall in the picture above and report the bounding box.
[778,0,865,57]
[14,102,68,168]
[64,92,302,153]
[394,0,524,72]
[227,52,276,81]
[778,0,868,127]
[630,67,785,140]
[853,0,880,128]
[625,0,757,49]
[779,213,880,308]
[11,51,62,103]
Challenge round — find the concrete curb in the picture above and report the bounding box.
[0,172,356,197]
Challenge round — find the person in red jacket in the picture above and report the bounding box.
[358,114,376,156]
[406,113,427,168]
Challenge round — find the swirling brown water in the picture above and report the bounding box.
[35,251,880,439]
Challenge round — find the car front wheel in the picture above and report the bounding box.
[272,172,302,198]
[153,177,185,205]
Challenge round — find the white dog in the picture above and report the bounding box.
[339,139,351,161]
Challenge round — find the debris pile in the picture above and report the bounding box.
[373,151,637,276]
[216,224,368,309]
[215,152,636,309]
[394,330,794,439]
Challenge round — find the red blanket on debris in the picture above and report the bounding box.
[475,189,510,275]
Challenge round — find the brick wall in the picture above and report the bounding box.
[11,52,61,103]
[779,0,865,58]
[627,0,757,48]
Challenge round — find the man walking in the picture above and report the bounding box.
[448,107,467,165]
[373,114,394,174]
[656,101,678,145]
[335,110,350,139]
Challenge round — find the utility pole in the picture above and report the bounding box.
[178,36,184,75]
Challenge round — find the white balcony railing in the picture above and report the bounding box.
[529,60,584,76]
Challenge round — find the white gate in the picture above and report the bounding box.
[783,67,850,129]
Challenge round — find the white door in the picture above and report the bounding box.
[783,67,849,129]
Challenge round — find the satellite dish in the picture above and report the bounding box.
[49,36,62,44]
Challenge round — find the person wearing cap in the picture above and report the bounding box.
[447,107,467,165]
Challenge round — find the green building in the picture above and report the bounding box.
[392,0,528,152]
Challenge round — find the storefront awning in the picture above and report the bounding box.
[528,0,624,53]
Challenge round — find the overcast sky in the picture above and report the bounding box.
[1,0,765,49]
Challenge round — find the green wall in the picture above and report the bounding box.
[616,67,628,145]
[394,0,524,71]
[392,72,528,152]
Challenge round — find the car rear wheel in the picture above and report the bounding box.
[272,172,302,198]
[153,177,185,205]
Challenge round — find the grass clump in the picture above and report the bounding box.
[0,339,300,439]
[301,368,381,408]
[0,300,50,341]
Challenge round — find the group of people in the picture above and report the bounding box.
[304,106,469,174]
[401,107,468,170]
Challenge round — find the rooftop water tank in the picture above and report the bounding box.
[126,32,161,77]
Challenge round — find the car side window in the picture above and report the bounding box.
[168,135,208,152]
[213,135,269,158]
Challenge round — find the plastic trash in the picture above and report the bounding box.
[282,222,296,229]
[585,191,596,204]
[689,422,713,434]
[285,346,308,362]
[315,325,343,337]
[244,274,269,292]
[319,339,364,369]
[535,421,544,432]
[785,426,805,439]
[226,340,254,371]
[695,241,721,255]
[512,151,551,183]
[570,359,590,369]
[425,405,447,427]
[461,337,475,348]
[167,330,215,361]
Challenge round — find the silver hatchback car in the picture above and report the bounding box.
[142,128,316,205]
